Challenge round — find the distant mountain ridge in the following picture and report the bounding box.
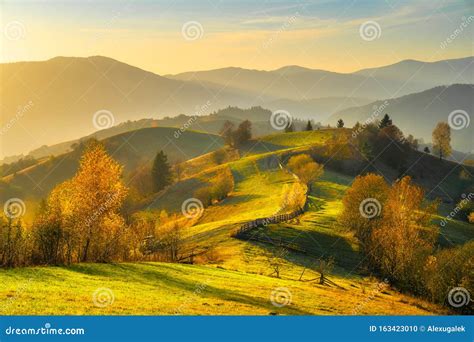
[1,55,472,160]
[329,84,474,153]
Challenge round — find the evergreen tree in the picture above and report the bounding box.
[305,120,313,131]
[152,150,172,192]
[424,146,430,154]
[337,119,344,128]
[379,114,392,128]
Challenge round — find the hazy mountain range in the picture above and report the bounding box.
[1,55,472,161]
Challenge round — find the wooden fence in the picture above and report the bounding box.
[233,206,305,238]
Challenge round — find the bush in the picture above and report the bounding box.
[194,187,213,207]
[339,173,389,248]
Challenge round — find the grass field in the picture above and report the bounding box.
[1,130,469,316]
[0,262,443,315]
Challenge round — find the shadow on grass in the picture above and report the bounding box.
[65,262,313,315]
[242,224,362,275]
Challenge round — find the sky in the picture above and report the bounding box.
[1,0,473,74]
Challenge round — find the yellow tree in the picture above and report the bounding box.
[49,141,128,262]
[287,154,324,190]
[339,173,389,248]
[432,122,452,160]
[369,176,438,290]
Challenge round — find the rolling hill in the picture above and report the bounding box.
[0,127,224,201]
[2,55,472,161]
[2,130,472,315]
[0,56,250,159]
[328,84,474,153]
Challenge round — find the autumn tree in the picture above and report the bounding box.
[152,150,172,192]
[287,154,323,190]
[233,120,252,146]
[0,214,26,267]
[220,120,235,146]
[432,122,452,159]
[339,173,389,249]
[47,141,128,263]
[369,177,437,289]
[211,168,234,201]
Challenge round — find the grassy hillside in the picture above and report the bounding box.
[1,130,471,316]
[0,261,443,315]
[1,127,223,200]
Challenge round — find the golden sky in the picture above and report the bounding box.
[1,0,472,74]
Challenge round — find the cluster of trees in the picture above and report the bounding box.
[194,168,234,207]
[0,142,205,267]
[352,114,418,172]
[286,154,324,190]
[340,173,472,311]
[1,142,129,266]
[220,120,252,147]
